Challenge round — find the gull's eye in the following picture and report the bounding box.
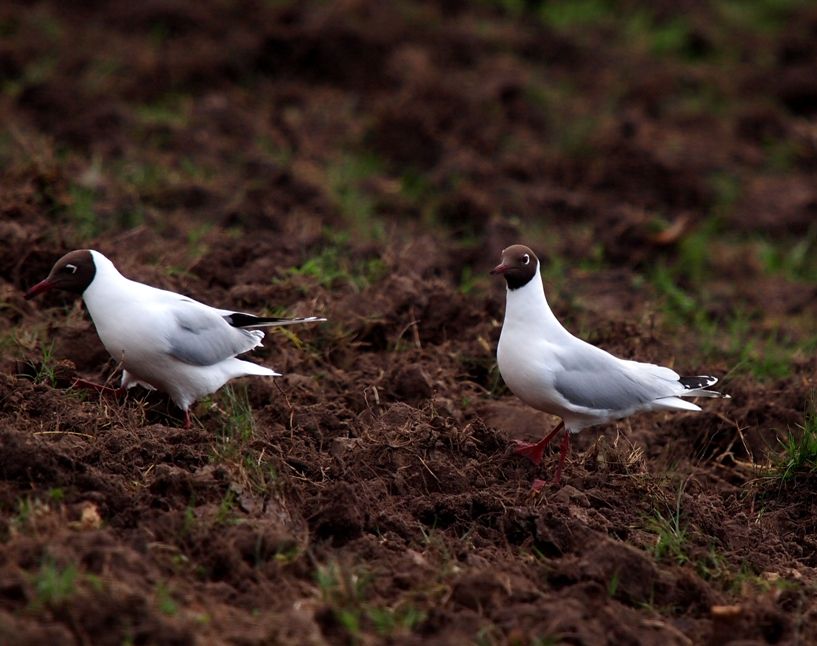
[64,264,77,274]
[521,254,530,265]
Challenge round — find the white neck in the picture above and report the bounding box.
[503,263,569,336]
[83,251,132,311]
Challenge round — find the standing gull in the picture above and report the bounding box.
[25,249,325,427]
[491,244,729,484]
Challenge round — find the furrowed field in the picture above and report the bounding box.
[1,1,817,643]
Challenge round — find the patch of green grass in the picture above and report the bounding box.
[646,482,689,565]
[178,222,213,267]
[726,562,800,596]
[475,623,502,646]
[649,257,799,381]
[83,56,124,93]
[762,136,801,173]
[458,266,480,295]
[607,569,620,598]
[11,496,50,533]
[134,95,189,128]
[209,384,258,467]
[531,638,559,646]
[758,225,817,283]
[27,341,58,387]
[326,152,384,237]
[182,502,197,536]
[116,159,168,196]
[208,386,284,500]
[29,560,79,610]
[316,561,368,639]
[315,561,425,639]
[723,318,795,381]
[221,384,255,444]
[537,252,569,291]
[400,169,435,206]
[155,581,179,616]
[68,185,100,240]
[287,243,386,292]
[538,0,614,30]
[650,262,709,329]
[647,508,688,564]
[64,181,144,241]
[646,17,695,58]
[776,397,817,483]
[675,217,722,286]
[522,80,605,158]
[367,604,426,638]
[716,0,812,34]
[215,489,238,526]
[273,543,302,565]
[693,547,729,583]
[616,10,705,60]
[709,171,742,220]
[2,55,57,97]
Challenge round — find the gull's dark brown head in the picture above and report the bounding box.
[25,250,97,300]
[490,244,539,290]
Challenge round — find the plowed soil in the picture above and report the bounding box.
[2,1,817,644]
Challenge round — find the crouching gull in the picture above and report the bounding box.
[25,249,325,428]
[491,244,729,485]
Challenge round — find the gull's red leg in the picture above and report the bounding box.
[513,421,565,466]
[552,430,571,485]
[183,409,191,429]
[71,378,125,397]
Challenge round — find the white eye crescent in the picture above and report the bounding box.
[521,254,530,265]
[65,264,77,274]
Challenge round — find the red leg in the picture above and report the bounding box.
[71,378,125,397]
[183,409,191,429]
[552,431,571,485]
[513,421,565,465]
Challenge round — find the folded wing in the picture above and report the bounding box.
[168,304,264,367]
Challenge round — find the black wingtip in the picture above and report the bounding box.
[679,375,718,390]
[226,313,326,328]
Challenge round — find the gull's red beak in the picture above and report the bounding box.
[25,278,55,300]
[490,263,509,275]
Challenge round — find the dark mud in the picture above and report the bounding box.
[1,1,817,644]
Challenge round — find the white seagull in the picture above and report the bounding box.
[491,244,729,484]
[25,249,325,427]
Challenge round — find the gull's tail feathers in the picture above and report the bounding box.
[230,359,281,378]
[653,396,702,412]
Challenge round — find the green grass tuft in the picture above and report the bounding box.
[326,152,384,237]
[30,560,79,609]
[155,581,179,616]
[315,561,425,639]
[758,224,817,283]
[646,482,689,565]
[287,243,386,292]
[221,384,255,444]
[28,341,58,387]
[776,398,817,483]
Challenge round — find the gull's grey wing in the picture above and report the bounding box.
[554,369,659,411]
[553,344,669,412]
[167,303,263,367]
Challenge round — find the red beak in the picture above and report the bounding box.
[490,263,509,275]
[25,278,55,300]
